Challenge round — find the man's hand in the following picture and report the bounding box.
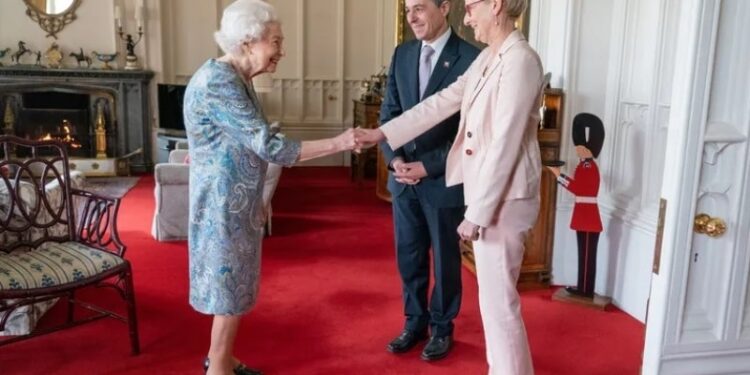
[393,161,428,180]
[391,157,407,172]
[457,219,481,241]
[395,177,420,185]
[391,157,420,185]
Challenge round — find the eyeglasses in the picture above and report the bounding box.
[464,0,485,17]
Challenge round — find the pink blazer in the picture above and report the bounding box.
[381,30,544,228]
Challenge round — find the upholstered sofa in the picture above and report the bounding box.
[151,149,283,241]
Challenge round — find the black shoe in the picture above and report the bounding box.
[386,329,428,353]
[565,286,593,298]
[203,357,263,375]
[420,335,453,361]
[233,363,263,375]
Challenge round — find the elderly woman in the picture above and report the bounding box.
[184,1,358,374]
[357,0,542,374]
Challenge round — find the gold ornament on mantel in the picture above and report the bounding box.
[94,101,107,159]
[3,99,15,135]
[45,43,64,69]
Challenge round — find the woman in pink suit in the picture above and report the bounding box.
[356,1,543,373]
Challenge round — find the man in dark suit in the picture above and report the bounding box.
[379,0,480,362]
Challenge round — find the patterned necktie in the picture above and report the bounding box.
[419,45,435,99]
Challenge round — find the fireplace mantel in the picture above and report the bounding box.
[0,66,155,173]
[0,66,154,80]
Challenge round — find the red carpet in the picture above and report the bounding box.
[0,167,644,374]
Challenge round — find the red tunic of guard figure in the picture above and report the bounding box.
[548,113,605,299]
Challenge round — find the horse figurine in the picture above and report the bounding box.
[0,48,11,66]
[69,48,92,68]
[11,41,32,64]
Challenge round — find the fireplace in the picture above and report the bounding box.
[13,91,105,158]
[3,88,116,162]
[0,67,154,174]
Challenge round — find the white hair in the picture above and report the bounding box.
[214,0,278,55]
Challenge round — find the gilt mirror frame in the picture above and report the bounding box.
[395,0,530,47]
[23,0,83,39]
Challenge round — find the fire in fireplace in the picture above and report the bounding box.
[16,91,92,157]
[39,119,83,149]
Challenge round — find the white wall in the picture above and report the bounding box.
[157,0,397,166]
[534,0,681,322]
[0,0,118,66]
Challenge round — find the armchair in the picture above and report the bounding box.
[0,136,139,354]
[151,149,282,241]
[151,150,189,241]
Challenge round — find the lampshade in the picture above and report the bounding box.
[252,74,274,93]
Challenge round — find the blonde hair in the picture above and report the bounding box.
[214,0,278,55]
[503,0,528,20]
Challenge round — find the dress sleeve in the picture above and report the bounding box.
[208,77,301,166]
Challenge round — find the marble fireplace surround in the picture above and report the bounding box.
[0,67,154,173]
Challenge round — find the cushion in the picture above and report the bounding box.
[0,242,124,291]
[0,180,37,218]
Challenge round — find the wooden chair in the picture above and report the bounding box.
[0,136,139,355]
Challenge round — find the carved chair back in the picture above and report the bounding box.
[0,136,75,252]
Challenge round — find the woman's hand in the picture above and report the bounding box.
[333,128,360,152]
[299,129,364,162]
[353,128,385,148]
[457,219,481,241]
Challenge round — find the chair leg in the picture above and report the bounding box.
[67,291,75,323]
[123,264,140,355]
[266,205,272,236]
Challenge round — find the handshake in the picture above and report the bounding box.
[334,127,386,153]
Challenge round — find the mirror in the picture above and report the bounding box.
[26,0,75,15]
[23,0,82,39]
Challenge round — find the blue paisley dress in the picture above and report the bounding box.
[184,59,301,315]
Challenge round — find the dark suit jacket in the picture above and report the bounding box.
[379,31,480,208]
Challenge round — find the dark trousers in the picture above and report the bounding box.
[575,231,600,297]
[392,186,464,337]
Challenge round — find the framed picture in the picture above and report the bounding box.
[395,0,530,47]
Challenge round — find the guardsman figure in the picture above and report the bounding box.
[548,113,605,298]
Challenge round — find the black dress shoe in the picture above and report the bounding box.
[421,335,453,361]
[386,329,428,353]
[233,363,263,375]
[203,357,263,375]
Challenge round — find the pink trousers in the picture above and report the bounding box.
[473,197,539,375]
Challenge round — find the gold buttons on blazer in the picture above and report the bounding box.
[467,131,473,138]
[466,149,473,155]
